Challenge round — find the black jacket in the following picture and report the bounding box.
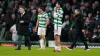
[16,13,31,35]
[71,14,84,32]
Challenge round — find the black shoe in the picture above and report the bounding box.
[28,47,31,50]
[84,48,90,51]
[15,48,21,50]
[66,47,73,50]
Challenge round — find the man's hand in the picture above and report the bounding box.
[33,27,37,32]
[43,26,46,28]
[20,20,24,23]
[10,29,13,32]
[82,29,85,33]
[54,7,56,12]
[70,28,73,31]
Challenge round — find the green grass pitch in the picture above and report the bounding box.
[0,46,100,56]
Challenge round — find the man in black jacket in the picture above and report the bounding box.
[15,6,31,50]
[66,9,90,50]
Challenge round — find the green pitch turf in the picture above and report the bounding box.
[0,46,100,56]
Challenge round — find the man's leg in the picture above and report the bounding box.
[39,35,46,50]
[15,35,22,50]
[25,35,31,50]
[80,32,89,50]
[0,27,5,40]
[70,35,77,49]
[38,28,46,50]
[68,30,78,49]
[54,26,62,52]
[54,35,61,51]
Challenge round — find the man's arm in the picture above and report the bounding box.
[16,14,20,31]
[44,18,49,28]
[21,14,31,23]
[35,19,39,29]
[33,19,39,32]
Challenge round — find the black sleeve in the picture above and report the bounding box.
[23,14,31,24]
[80,15,85,29]
[16,14,20,31]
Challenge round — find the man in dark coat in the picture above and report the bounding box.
[15,6,31,50]
[66,9,89,50]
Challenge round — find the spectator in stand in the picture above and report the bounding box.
[61,15,70,42]
[84,13,95,42]
[0,14,6,40]
[8,0,15,10]
[95,10,100,25]
[31,9,37,27]
[63,3,72,17]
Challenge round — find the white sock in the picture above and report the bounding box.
[55,46,58,50]
[42,39,45,49]
[58,46,61,51]
[39,39,44,49]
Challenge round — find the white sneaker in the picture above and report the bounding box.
[84,48,90,51]
[66,47,73,50]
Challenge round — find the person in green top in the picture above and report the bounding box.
[53,1,63,52]
[34,6,49,50]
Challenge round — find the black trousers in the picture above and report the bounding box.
[70,30,89,49]
[17,35,31,49]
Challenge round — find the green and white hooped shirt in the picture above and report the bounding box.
[53,7,63,27]
[38,12,49,28]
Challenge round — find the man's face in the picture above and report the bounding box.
[38,8,42,13]
[73,0,76,3]
[12,14,15,20]
[95,1,99,5]
[74,10,79,15]
[19,7,25,14]
[88,13,92,17]
[56,3,60,8]
[32,10,36,14]
[45,7,49,12]
[97,11,99,14]
[92,3,96,8]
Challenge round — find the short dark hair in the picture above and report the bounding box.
[75,9,80,12]
[56,1,63,7]
[19,5,25,10]
[74,6,81,11]
[38,6,45,11]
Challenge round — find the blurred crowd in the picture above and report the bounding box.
[0,0,100,43]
